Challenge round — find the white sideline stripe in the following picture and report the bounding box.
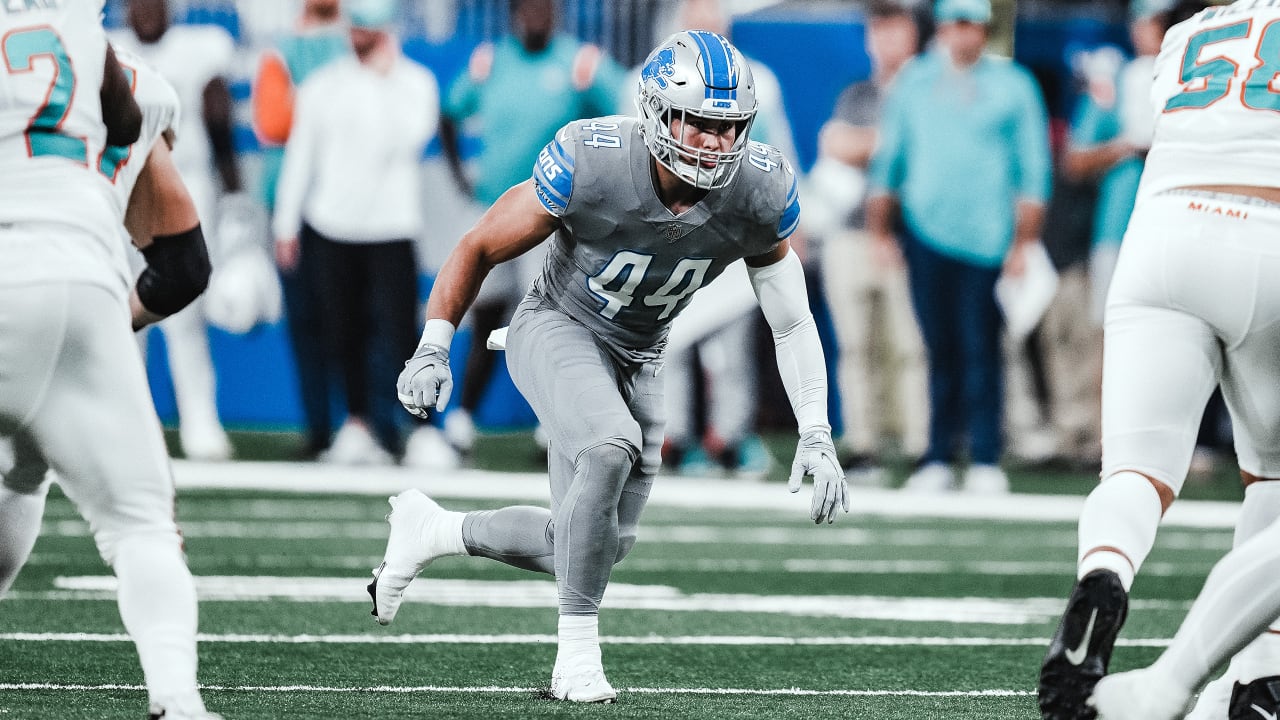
[17,553,1218,577]
[0,632,1174,649]
[169,460,1242,528]
[30,520,1236,557]
[0,682,1034,697]
[24,576,1186,624]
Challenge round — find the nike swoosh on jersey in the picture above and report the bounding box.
[1064,609,1098,666]
[1252,703,1278,720]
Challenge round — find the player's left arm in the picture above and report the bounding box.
[745,196,848,524]
[397,179,559,417]
[101,44,142,147]
[125,139,211,331]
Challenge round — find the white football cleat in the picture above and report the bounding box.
[550,665,618,703]
[367,489,457,625]
[1089,668,1192,720]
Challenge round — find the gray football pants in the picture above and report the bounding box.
[461,300,661,615]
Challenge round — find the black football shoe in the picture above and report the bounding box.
[1229,675,1280,720]
[1039,569,1130,720]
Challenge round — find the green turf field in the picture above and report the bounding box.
[0,432,1243,719]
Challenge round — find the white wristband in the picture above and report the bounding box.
[419,318,455,349]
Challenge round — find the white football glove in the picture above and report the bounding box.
[788,428,849,524]
[396,343,452,419]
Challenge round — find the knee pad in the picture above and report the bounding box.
[576,440,639,488]
[95,525,183,568]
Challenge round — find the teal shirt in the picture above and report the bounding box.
[445,34,622,205]
[869,51,1052,267]
[1070,85,1143,249]
[259,29,350,212]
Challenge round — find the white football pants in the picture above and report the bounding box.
[1103,190,1280,494]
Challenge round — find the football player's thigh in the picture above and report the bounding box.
[0,285,62,435]
[27,285,176,539]
[506,306,638,462]
[1101,301,1219,495]
[1221,344,1280,478]
[1219,285,1280,480]
[625,360,664,478]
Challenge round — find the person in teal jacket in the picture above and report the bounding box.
[866,0,1052,495]
[436,0,623,458]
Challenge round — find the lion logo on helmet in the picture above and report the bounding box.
[641,47,677,90]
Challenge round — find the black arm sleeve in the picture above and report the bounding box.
[136,224,213,316]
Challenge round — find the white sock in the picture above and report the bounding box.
[113,533,205,714]
[0,484,47,596]
[1153,518,1280,693]
[429,509,468,557]
[555,614,601,672]
[1077,471,1164,591]
[1228,481,1280,682]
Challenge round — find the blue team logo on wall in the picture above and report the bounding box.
[641,47,677,89]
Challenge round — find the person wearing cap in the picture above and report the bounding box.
[272,0,447,467]
[866,0,1052,495]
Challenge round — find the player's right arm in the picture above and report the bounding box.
[101,44,142,147]
[396,180,559,417]
[427,180,559,328]
[398,125,573,417]
[124,139,212,331]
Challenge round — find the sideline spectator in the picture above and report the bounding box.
[272,0,445,467]
[866,0,1052,494]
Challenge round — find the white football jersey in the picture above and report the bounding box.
[109,24,232,180]
[1139,1,1280,199]
[0,0,128,292]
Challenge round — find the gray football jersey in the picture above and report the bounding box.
[531,115,799,361]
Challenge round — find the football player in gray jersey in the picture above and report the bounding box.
[373,30,847,703]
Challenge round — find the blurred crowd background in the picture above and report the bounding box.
[108,0,1230,486]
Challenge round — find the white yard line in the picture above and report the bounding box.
[8,576,1187,624]
[0,632,1173,648]
[15,553,1221,577]
[0,681,1034,697]
[170,460,1242,528]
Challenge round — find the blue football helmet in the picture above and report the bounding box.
[636,30,757,190]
